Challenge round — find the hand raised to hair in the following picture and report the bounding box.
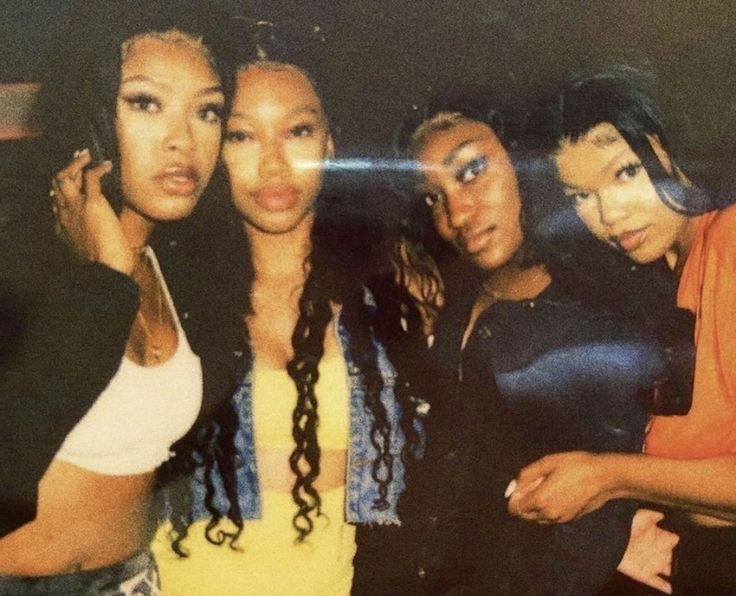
[52,149,134,275]
[617,509,679,594]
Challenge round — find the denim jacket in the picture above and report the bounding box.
[188,292,419,526]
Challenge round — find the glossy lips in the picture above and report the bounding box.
[154,166,199,197]
[614,226,649,253]
[254,185,300,212]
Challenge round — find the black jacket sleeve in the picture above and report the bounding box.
[0,219,138,537]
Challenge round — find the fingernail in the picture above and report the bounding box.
[504,479,517,499]
[80,148,90,157]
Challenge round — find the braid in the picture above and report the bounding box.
[160,198,250,556]
[368,272,425,465]
[343,287,394,509]
[286,264,333,541]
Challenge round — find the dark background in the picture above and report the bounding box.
[2,0,736,191]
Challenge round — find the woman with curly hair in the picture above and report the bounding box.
[364,90,692,595]
[152,35,421,596]
[0,1,232,593]
[507,69,736,595]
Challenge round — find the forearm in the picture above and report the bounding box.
[599,452,736,522]
[0,259,138,534]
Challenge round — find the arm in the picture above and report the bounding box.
[0,154,138,536]
[509,450,736,524]
[509,212,736,525]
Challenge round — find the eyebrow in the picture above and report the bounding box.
[120,75,223,97]
[561,147,632,191]
[443,138,479,167]
[229,105,322,121]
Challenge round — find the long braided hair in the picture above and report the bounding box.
[160,54,421,552]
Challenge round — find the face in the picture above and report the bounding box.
[555,122,690,265]
[415,119,524,271]
[222,64,334,235]
[115,33,224,223]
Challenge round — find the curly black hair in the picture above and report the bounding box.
[159,46,422,551]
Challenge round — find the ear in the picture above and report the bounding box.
[325,134,335,159]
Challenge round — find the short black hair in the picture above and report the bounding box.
[523,66,714,216]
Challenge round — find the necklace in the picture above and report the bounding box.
[133,249,165,364]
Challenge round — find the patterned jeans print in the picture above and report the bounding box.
[0,550,160,595]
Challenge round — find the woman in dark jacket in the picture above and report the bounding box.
[354,91,691,595]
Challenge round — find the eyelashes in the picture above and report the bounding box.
[421,191,442,208]
[199,103,225,124]
[289,123,316,138]
[456,156,488,184]
[564,160,645,204]
[615,161,642,181]
[120,94,224,125]
[225,129,251,143]
[122,93,160,113]
[224,121,323,144]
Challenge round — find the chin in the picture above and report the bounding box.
[472,245,518,271]
[243,209,313,235]
[148,197,199,222]
[628,250,663,265]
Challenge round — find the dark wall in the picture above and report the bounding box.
[2,0,736,189]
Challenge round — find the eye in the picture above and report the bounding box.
[420,191,443,209]
[289,123,316,138]
[456,156,488,184]
[123,94,160,113]
[199,103,224,124]
[616,162,642,182]
[564,190,592,205]
[225,129,252,143]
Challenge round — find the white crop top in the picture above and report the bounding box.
[55,247,203,475]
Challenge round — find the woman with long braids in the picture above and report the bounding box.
[152,36,419,596]
[507,69,736,595]
[367,91,691,595]
[0,1,231,593]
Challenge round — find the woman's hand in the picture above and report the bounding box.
[52,149,134,275]
[506,451,616,523]
[617,509,679,594]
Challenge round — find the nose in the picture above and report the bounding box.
[259,140,287,179]
[445,190,474,230]
[597,187,629,227]
[164,113,195,154]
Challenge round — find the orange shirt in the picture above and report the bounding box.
[646,203,736,458]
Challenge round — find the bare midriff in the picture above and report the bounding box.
[256,448,347,493]
[0,459,155,575]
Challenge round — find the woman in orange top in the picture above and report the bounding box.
[507,70,736,594]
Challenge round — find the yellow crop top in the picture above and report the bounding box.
[153,353,357,596]
[252,353,351,450]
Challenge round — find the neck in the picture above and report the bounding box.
[481,258,551,303]
[667,215,701,275]
[246,214,313,283]
[119,206,155,252]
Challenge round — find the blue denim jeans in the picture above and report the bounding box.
[0,550,159,596]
